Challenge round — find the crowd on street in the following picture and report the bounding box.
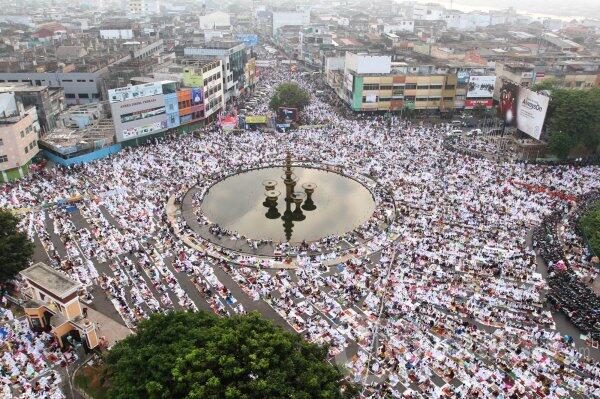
[0,63,599,398]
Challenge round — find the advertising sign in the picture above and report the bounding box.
[108,82,163,104]
[345,73,354,92]
[120,106,165,124]
[466,76,496,99]
[457,71,470,86]
[516,87,549,140]
[499,81,519,126]
[464,99,493,109]
[192,88,203,105]
[277,107,298,124]
[245,115,268,124]
[180,114,193,124]
[122,120,167,139]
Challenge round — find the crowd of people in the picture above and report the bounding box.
[1,306,68,398]
[0,60,599,398]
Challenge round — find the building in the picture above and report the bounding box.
[108,80,179,143]
[181,41,246,103]
[199,11,231,30]
[0,84,66,134]
[20,263,100,350]
[100,25,135,40]
[0,71,105,106]
[0,90,40,182]
[327,52,459,113]
[270,7,311,35]
[494,62,535,99]
[299,25,333,69]
[129,0,160,16]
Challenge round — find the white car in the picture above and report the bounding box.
[467,129,482,136]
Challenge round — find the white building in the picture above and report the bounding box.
[100,28,134,40]
[199,11,231,30]
[383,20,415,34]
[271,7,311,34]
[129,0,160,16]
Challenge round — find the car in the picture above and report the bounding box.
[450,129,464,136]
[467,129,482,136]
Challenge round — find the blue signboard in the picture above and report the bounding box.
[180,114,193,124]
[457,71,470,86]
[236,34,259,47]
[192,88,203,105]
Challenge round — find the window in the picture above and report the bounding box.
[79,93,89,99]
[429,84,443,90]
[363,84,379,91]
[0,155,7,163]
[379,97,392,101]
[20,131,25,138]
[0,138,3,145]
[444,84,455,90]
[416,97,428,101]
[24,146,29,154]
[404,83,417,90]
[443,96,454,101]
[404,96,415,101]
[92,93,100,99]
[29,142,35,150]
[416,85,429,90]
[62,79,73,82]
[77,79,86,82]
[65,94,76,99]
[379,85,393,91]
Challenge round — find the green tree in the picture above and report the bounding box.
[548,131,575,159]
[544,88,600,157]
[104,311,357,399]
[269,82,311,112]
[0,209,34,284]
[580,201,600,257]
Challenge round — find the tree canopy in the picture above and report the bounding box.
[0,209,34,284]
[269,82,311,112]
[104,311,357,399]
[541,87,600,158]
[580,201,600,258]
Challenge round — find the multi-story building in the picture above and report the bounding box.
[0,71,105,106]
[108,80,180,144]
[270,6,311,35]
[298,25,333,69]
[0,85,66,134]
[327,52,458,112]
[129,0,160,16]
[494,62,535,99]
[20,262,101,350]
[0,90,40,182]
[181,41,246,103]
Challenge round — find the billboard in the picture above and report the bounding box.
[108,82,163,104]
[122,120,167,140]
[516,87,549,140]
[466,76,496,98]
[111,94,167,141]
[277,107,298,124]
[192,88,203,105]
[499,81,519,126]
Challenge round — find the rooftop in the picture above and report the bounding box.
[20,262,81,299]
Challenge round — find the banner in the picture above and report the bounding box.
[108,82,163,103]
[466,76,496,98]
[245,115,268,124]
[122,120,167,139]
[457,71,470,86]
[219,115,238,131]
[499,81,519,126]
[464,99,493,109]
[192,88,203,105]
[516,87,549,140]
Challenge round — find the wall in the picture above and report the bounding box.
[42,144,122,166]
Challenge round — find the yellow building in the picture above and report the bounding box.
[20,263,100,350]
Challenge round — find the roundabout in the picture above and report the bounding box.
[177,153,399,262]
